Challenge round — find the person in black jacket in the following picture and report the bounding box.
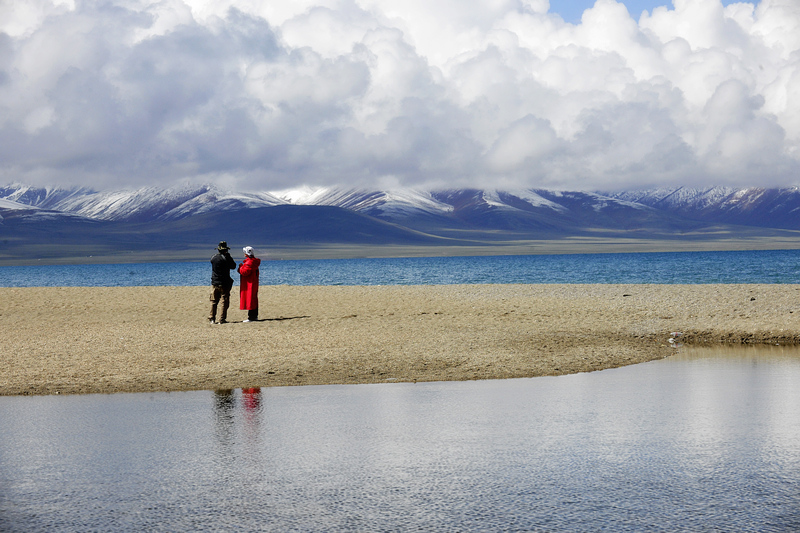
[209,241,237,324]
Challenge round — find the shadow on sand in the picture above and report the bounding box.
[240,316,310,323]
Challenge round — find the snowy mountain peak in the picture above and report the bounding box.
[272,185,330,204]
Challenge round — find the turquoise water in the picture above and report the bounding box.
[1,347,798,531]
[2,249,800,286]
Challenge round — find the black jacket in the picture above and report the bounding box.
[210,252,236,289]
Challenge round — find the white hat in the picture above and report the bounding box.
[243,246,254,257]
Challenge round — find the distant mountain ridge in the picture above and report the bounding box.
[3,183,799,230]
[1,182,799,263]
[0,184,286,223]
[606,187,800,230]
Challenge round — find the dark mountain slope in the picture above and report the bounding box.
[163,205,454,246]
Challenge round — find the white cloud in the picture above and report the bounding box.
[0,0,798,191]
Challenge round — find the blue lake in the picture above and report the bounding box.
[1,346,798,531]
[2,248,800,287]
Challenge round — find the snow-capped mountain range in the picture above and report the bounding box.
[1,182,799,262]
[3,182,799,228]
[0,184,800,229]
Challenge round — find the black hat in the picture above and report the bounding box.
[217,241,230,252]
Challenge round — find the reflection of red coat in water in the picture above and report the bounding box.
[242,387,261,411]
[238,256,260,310]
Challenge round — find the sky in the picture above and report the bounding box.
[1,0,798,193]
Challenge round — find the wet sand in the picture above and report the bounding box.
[2,284,799,396]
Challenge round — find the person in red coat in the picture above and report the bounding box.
[238,246,261,322]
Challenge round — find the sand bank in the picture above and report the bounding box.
[2,284,799,396]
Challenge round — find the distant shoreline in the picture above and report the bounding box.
[2,284,799,396]
[3,237,800,266]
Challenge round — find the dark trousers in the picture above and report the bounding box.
[248,308,258,321]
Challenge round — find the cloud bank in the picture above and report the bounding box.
[0,0,798,191]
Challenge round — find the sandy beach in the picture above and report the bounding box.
[2,284,799,396]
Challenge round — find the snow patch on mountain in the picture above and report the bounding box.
[0,198,38,210]
[506,189,568,212]
[159,189,285,220]
[273,187,453,218]
[272,186,330,205]
[607,187,740,210]
[480,190,512,209]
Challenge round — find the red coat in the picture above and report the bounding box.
[238,256,260,310]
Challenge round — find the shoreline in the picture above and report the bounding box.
[2,284,799,396]
[3,238,800,266]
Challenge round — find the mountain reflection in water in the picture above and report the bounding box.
[1,347,799,532]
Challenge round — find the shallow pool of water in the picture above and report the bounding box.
[1,346,799,531]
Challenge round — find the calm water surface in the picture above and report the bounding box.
[2,249,800,286]
[1,346,799,531]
